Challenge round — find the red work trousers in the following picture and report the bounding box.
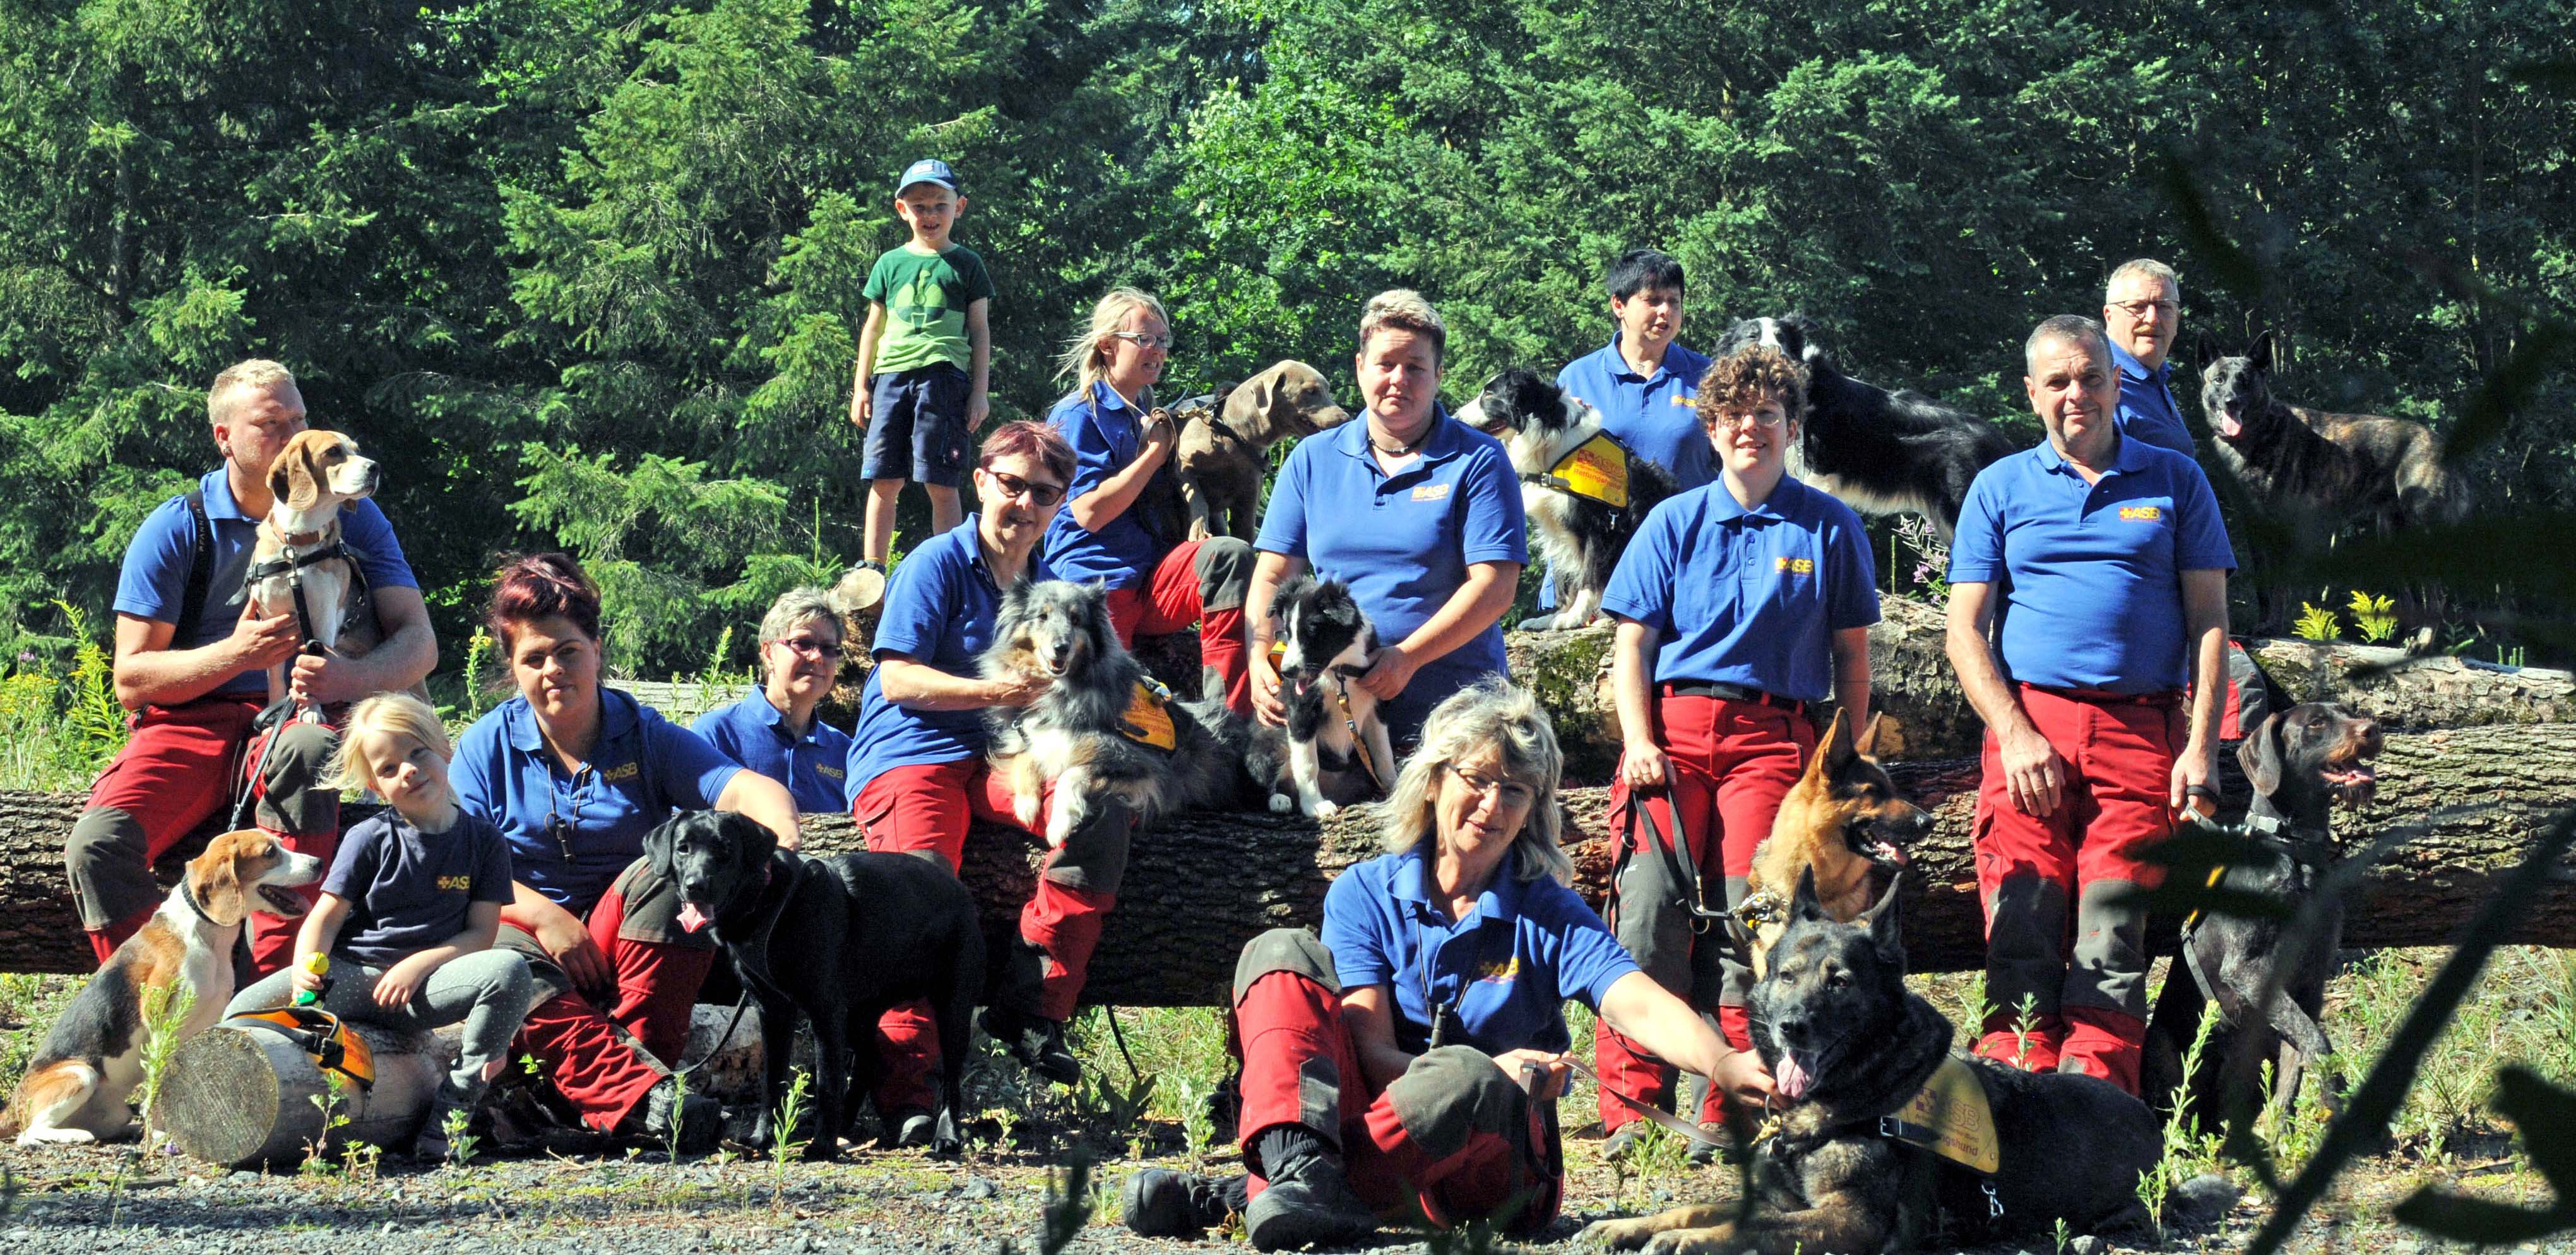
[1595,693,1811,1132]
[1970,685,2180,1095]
[853,759,1114,1114]
[508,867,716,1133]
[1103,539,1251,718]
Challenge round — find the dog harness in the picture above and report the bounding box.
[1119,677,1178,751]
[1519,431,1641,510]
[231,1004,378,1091]
[242,535,372,652]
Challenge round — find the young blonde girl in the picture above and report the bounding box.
[224,693,533,1163]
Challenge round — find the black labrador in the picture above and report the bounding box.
[646,811,985,1158]
[2142,702,2383,1131]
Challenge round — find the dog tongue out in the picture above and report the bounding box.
[678,901,710,934]
[1774,1052,1813,1101]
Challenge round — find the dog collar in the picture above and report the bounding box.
[178,877,222,927]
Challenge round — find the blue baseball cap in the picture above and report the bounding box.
[896,158,961,195]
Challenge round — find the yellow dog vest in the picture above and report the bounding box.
[1884,1055,2000,1173]
[1120,679,1177,751]
[1539,432,1636,509]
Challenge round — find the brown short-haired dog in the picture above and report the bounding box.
[1170,360,1352,543]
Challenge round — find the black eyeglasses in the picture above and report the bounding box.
[982,470,1067,509]
[769,636,846,663]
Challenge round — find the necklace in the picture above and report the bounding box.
[1370,422,1432,456]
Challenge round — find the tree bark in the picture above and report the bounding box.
[5,725,2569,999]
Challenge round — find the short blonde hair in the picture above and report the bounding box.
[1054,287,1168,398]
[1356,288,1446,367]
[758,586,841,679]
[208,359,299,425]
[1378,679,1569,884]
[328,693,453,792]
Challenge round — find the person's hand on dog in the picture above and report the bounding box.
[1493,1048,1571,1102]
[1622,740,1670,790]
[2169,739,2220,822]
[1998,724,2063,817]
[373,952,439,1010]
[1356,643,1417,702]
[229,606,302,672]
[983,670,1051,710]
[528,902,614,996]
[1139,412,1177,468]
[1249,650,1288,727]
[288,648,367,708]
[1713,1045,1778,1111]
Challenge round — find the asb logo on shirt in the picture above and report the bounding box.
[1775,556,1816,576]
[1475,956,1524,984]
[816,764,846,780]
[600,761,640,783]
[2118,506,2164,522]
[436,874,472,893]
[1412,483,1452,503]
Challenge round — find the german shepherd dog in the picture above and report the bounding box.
[2142,702,2383,1133]
[982,579,1252,844]
[1263,574,1394,818]
[1740,710,1933,975]
[1459,367,1678,631]
[653,811,983,1158]
[2195,333,2469,631]
[1716,315,2016,538]
[1586,873,2159,1255]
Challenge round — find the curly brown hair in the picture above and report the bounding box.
[1694,345,1807,431]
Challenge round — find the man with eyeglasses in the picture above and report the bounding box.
[692,587,857,815]
[2102,258,2197,455]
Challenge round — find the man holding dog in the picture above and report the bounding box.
[1945,315,2233,1095]
[2103,258,2196,455]
[64,360,437,970]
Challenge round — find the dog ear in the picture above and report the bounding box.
[1853,711,1884,758]
[643,816,677,882]
[2248,331,2277,375]
[1790,865,1825,923]
[267,443,319,514]
[194,831,254,925]
[2238,712,2286,798]
[725,812,778,875]
[1818,707,1855,768]
[2187,335,2221,374]
[1860,871,1905,961]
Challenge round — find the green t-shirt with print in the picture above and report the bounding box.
[865,243,996,376]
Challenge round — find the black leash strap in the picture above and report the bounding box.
[677,857,804,1079]
[1623,794,1733,934]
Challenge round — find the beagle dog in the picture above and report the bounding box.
[1,830,324,1144]
[248,429,381,721]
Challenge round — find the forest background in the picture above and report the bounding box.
[4,0,2572,681]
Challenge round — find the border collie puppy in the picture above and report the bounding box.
[1716,315,2016,538]
[1460,368,1678,632]
[1268,576,1394,818]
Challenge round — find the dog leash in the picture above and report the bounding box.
[677,857,803,1080]
[1555,1054,1731,1149]
[1325,666,1391,797]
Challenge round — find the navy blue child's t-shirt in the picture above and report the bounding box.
[323,809,516,966]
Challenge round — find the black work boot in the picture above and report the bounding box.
[1122,1167,1243,1237]
[980,1003,1081,1087]
[1243,1142,1376,1252]
[633,1075,723,1155]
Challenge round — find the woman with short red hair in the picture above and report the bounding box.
[450,553,798,1153]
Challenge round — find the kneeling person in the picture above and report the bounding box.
[226,694,534,1162]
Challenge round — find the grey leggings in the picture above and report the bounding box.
[227,949,537,1105]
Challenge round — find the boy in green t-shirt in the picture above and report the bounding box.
[848,158,996,567]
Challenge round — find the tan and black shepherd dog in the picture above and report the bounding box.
[1740,709,1932,977]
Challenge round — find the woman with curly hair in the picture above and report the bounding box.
[1588,344,1881,1159]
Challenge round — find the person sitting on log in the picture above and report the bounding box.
[65,358,437,973]
[450,554,800,1153]
[1591,344,1879,1162]
[1040,286,1257,715]
[845,420,1119,1120]
[1120,679,1774,1251]
[692,586,856,815]
[226,693,535,1164]
[1244,289,1528,747]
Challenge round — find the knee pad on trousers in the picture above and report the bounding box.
[2068,881,2152,1020]
[1609,840,1695,994]
[1233,928,1340,1003]
[1384,1046,1531,1162]
[256,722,341,836]
[1983,873,2072,1018]
[1042,796,1132,895]
[64,806,153,931]
[1192,537,1254,612]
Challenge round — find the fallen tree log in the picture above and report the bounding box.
[3,725,2570,997]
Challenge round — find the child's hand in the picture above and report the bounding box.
[374,953,439,1010]
[290,962,327,999]
[850,386,873,428]
[966,390,990,429]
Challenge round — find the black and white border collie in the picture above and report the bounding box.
[1460,368,1678,632]
[1267,576,1393,818]
[1715,314,2017,538]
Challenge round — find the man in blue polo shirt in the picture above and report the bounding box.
[1945,315,2234,1096]
[2103,258,2196,455]
[66,359,436,969]
[1555,249,1716,490]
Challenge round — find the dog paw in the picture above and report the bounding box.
[1012,795,1043,830]
[1306,799,1340,819]
[16,1126,95,1146]
[1577,1218,1658,1250]
[1644,1232,1738,1255]
[1267,794,1295,814]
[1515,616,1558,633]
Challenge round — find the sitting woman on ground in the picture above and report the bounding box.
[1042,286,1256,715]
[227,692,537,1164]
[1121,681,1774,1251]
[692,586,856,814]
[1245,289,1527,746]
[451,553,799,1153]
[845,420,1115,1118]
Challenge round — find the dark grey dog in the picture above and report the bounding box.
[1584,871,2158,1254]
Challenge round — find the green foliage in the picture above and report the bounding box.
[2347,589,2401,644]
[768,1066,812,1200]
[2394,1066,2576,1242]
[2293,602,2343,643]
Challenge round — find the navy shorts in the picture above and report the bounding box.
[864,363,972,487]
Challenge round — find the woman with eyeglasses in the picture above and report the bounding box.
[1039,286,1258,715]
[449,552,800,1154]
[1122,681,1773,1250]
[844,420,1110,1130]
[691,586,856,814]
[1588,344,1879,1161]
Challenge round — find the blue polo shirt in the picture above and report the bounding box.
[322,809,516,966]
[451,688,744,913]
[1602,477,1880,703]
[1043,382,1171,590]
[1255,412,1529,738]
[112,467,417,698]
[1948,436,2236,693]
[693,686,854,815]
[846,520,1041,791]
[2110,340,2196,456]
[1322,845,1639,1057]
[1554,336,1716,491]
